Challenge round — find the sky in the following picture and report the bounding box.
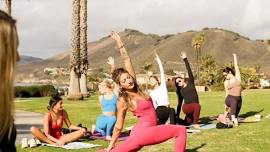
[1,0,270,59]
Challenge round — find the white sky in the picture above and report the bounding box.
[1,0,270,58]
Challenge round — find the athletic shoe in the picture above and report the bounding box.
[21,138,28,148]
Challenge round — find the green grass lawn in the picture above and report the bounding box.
[15,89,270,152]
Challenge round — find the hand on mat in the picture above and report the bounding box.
[106,143,115,152]
[180,52,187,59]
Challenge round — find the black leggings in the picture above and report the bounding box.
[156,106,176,124]
[225,95,242,118]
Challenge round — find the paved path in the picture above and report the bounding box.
[14,110,44,144]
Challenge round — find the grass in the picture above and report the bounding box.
[15,89,270,152]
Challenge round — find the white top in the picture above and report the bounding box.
[149,57,170,109]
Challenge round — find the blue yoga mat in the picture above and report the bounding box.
[189,124,216,129]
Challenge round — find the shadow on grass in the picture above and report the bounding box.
[186,143,206,152]
[239,109,264,118]
[199,116,218,124]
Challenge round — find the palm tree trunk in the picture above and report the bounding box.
[79,0,89,97]
[196,48,199,81]
[5,0,12,15]
[68,0,83,100]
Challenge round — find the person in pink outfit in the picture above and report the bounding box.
[99,31,186,152]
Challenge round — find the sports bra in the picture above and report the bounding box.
[49,112,64,139]
[101,93,117,112]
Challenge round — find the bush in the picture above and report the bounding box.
[15,85,56,97]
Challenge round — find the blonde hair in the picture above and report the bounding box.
[0,10,19,141]
[101,79,115,90]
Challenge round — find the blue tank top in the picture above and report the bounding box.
[101,93,117,112]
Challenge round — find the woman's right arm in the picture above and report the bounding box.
[107,97,127,151]
[110,31,136,79]
[176,92,184,117]
[99,96,103,111]
[43,113,60,144]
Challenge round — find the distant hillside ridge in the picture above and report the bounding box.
[17,28,270,79]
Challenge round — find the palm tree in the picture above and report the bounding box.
[79,0,89,97]
[68,0,83,100]
[4,0,12,15]
[192,33,205,82]
[141,63,152,91]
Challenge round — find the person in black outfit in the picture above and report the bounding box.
[0,10,20,152]
[174,52,201,128]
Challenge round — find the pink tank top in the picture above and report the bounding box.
[133,97,157,127]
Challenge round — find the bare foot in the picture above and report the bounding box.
[91,125,96,134]
[193,124,201,129]
[105,136,112,141]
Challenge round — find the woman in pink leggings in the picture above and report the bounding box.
[100,31,186,152]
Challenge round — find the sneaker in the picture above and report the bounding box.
[35,139,41,145]
[232,118,238,126]
[28,138,37,148]
[21,138,28,148]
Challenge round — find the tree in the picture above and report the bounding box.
[4,0,11,15]
[79,0,89,97]
[192,33,205,82]
[141,62,152,91]
[200,55,223,90]
[68,0,83,100]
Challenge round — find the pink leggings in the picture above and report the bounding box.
[110,124,186,152]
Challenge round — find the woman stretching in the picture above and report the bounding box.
[100,31,186,152]
[148,53,176,124]
[30,96,86,146]
[219,53,242,126]
[92,79,118,140]
[174,52,201,128]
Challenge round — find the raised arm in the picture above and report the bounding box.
[110,31,136,79]
[107,97,127,151]
[233,53,241,82]
[154,53,166,87]
[181,52,194,84]
[107,56,115,74]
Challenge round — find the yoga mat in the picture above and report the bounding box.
[189,124,216,129]
[90,132,129,141]
[44,142,101,150]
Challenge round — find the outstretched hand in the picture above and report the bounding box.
[180,52,187,59]
[154,50,160,61]
[110,31,121,42]
[107,56,115,66]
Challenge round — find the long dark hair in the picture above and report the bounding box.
[47,96,62,110]
[174,77,184,101]
[112,68,146,109]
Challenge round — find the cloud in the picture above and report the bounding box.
[1,0,269,58]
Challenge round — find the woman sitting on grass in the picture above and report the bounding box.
[30,96,86,146]
[91,79,118,140]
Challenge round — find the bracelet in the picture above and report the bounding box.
[118,45,124,49]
